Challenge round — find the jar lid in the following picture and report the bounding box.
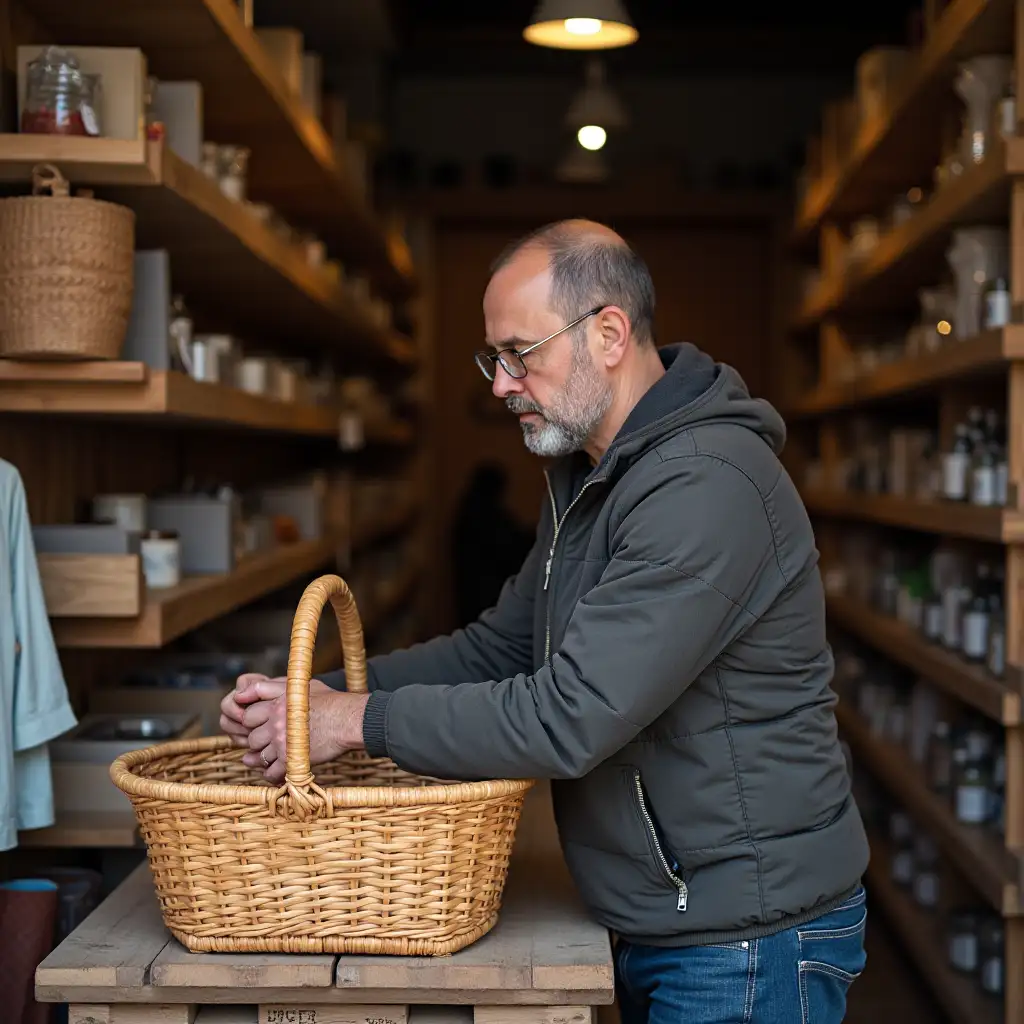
[142,529,178,540]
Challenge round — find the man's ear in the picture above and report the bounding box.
[597,307,631,368]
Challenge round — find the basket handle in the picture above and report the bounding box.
[31,163,70,197]
[284,574,368,800]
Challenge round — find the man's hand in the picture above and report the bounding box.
[220,674,363,782]
[221,673,369,784]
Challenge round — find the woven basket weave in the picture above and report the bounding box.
[0,163,134,360]
[111,574,534,955]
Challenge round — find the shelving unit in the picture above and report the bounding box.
[0,135,417,364]
[782,1,1024,1019]
[7,0,416,298]
[0,0,433,855]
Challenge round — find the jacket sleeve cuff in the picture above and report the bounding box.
[362,690,392,758]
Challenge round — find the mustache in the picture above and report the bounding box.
[505,395,544,416]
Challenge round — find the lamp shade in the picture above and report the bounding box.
[524,0,638,50]
[565,59,628,131]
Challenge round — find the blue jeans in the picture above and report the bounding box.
[615,887,867,1024]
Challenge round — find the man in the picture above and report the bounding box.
[222,219,870,1023]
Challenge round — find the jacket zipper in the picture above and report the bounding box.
[542,472,597,664]
[633,770,689,912]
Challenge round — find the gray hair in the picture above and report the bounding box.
[491,222,656,347]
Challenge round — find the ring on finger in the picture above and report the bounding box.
[260,748,272,768]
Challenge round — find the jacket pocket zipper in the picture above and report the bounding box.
[633,769,689,912]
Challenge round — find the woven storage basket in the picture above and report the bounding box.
[110,573,534,955]
[0,163,134,360]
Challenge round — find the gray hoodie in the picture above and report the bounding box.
[325,342,869,946]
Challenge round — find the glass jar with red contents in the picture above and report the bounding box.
[21,46,101,136]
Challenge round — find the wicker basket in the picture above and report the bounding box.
[110,574,534,955]
[0,163,135,360]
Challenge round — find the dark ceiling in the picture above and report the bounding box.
[385,1,924,77]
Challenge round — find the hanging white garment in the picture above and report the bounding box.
[0,458,76,850]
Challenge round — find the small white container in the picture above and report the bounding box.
[238,357,270,395]
[141,529,181,589]
[92,493,146,533]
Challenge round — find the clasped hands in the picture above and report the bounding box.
[219,674,370,784]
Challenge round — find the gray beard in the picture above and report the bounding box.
[506,344,613,457]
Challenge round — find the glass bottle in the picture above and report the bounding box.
[983,277,1012,329]
[912,834,940,909]
[961,565,991,660]
[955,761,991,824]
[987,593,1007,677]
[923,590,944,642]
[948,910,981,973]
[168,295,194,376]
[943,423,972,501]
[971,434,999,506]
[979,918,1005,995]
[927,720,954,795]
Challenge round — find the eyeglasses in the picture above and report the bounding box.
[474,306,604,381]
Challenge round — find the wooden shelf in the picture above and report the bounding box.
[0,135,414,367]
[864,827,1004,1024]
[803,490,1024,544]
[826,593,1022,725]
[51,535,341,649]
[838,702,1020,914]
[786,327,1024,418]
[0,362,345,434]
[795,137,1024,328]
[17,810,140,849]
[792,0,1016,243]
[15,0,414,298]
[0,362,417,447]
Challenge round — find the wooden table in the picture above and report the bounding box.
[35,852,615,1024]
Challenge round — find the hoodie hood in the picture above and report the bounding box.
[600,342,787,475]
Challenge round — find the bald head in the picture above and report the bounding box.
[490,219,656,347]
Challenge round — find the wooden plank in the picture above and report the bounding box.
[38,554,142,617]
[802,490,1024,543]
[0,132,154,182]
[826,593,1022,724]
[149,944,335,992]
[70,1006,197,1024]
[836,701,1021,914]
[0,360,149,382]
[786,327,1024,418]
[17,810,140,848]
[259,1008,408,1024]
[475,1010,592,1024]
[792,0,1016,240]
[9,0,413,297]
[864,829,1003,1024]
[36,862,170,994]
[0,367,346,436]
[796,137,1024,327]
[50,535,340,648]
[352,500,419,550]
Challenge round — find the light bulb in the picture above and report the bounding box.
[577,124,607,150]
[564,17,602,35]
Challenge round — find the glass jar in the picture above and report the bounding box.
[978,918,1004,995]
[948,910,981,973]
[21,46,101,136]
[891,842,915,888]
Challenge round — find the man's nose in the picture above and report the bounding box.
[491,362,522,400]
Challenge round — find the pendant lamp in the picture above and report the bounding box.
[524,0,638,50]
